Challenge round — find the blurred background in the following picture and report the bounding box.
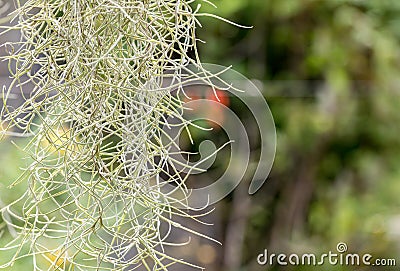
[1,0,400,270]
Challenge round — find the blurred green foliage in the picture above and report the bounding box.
[197,0,400,270]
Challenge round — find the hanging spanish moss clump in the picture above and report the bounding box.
[0,0,225,269]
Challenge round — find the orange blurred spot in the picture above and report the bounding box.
[206,88,230,107]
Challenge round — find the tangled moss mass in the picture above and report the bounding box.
[0,0,220,269]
